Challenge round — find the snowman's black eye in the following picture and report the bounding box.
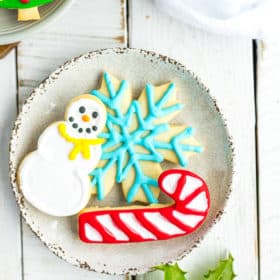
[69,116,74,122]
[86,128,91,134]
[79,106,86,114]
[92,111,98,118]
[78,128,83,133]
[92,125,98,131]
[72,123,78,129]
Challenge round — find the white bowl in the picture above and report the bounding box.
[10,48,234,275]
[0,0,73,45]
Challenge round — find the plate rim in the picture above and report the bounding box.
[9,47,235,275]
[0,0,74,45]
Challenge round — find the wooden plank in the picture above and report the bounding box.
[129,1,258,279]
[22,223,124,280]
[18,0,127,108]
[0,43,19,59]
[257,39,280,278]
[17,0,126,279]
[0,50,22,279]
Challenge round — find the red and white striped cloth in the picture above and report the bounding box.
[79,169,210,243]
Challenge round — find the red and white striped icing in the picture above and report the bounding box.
[79,169,210,243]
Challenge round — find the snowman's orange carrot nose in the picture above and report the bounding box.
[82,115,90,122]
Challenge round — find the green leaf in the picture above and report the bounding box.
[203,254,236,280]
[155,263,187,280]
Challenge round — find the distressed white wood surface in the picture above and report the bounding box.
[257,39,280,279]
[17,0,126,279]
[129,1,258,279]
[0,50,22,279]
[18,0,127,107]
[0,0,262,279]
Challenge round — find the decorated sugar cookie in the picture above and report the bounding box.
[0,0,54,21]
[17,94,107,217]
[79,169,210,243]
[90,72,202,204]
[17,71,209,244]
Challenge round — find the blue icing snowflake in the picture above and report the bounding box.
[89,72,202,204]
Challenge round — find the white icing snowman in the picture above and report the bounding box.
[18,94,107,217]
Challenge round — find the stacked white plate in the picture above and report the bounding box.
[0,0,73,45]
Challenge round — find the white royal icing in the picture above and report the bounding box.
[179,176,203,200]
[161,173,181,195]
[37,122,102,173]
[186,191,208,212]
[96,214,129,241]
[143,212,184,235]
[65,97,106,139]
[18,95,106,217]
[84,223,103,242]
[172,210,205,228]
[119,213,157,240]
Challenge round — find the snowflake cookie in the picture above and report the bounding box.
[90,72,203,204]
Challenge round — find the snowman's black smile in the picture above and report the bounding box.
[69,117,98,134]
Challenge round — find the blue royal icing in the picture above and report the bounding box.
[90,72,202,203]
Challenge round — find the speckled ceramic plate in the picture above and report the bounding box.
[10,48,233,275]
[0,0,73,45]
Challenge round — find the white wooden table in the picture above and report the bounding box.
[0,1,278,279]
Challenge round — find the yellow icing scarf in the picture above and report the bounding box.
[58,123,105,160]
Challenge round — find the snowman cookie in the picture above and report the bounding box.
[17,94,107,217]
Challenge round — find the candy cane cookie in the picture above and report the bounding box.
[79,169,210,243]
